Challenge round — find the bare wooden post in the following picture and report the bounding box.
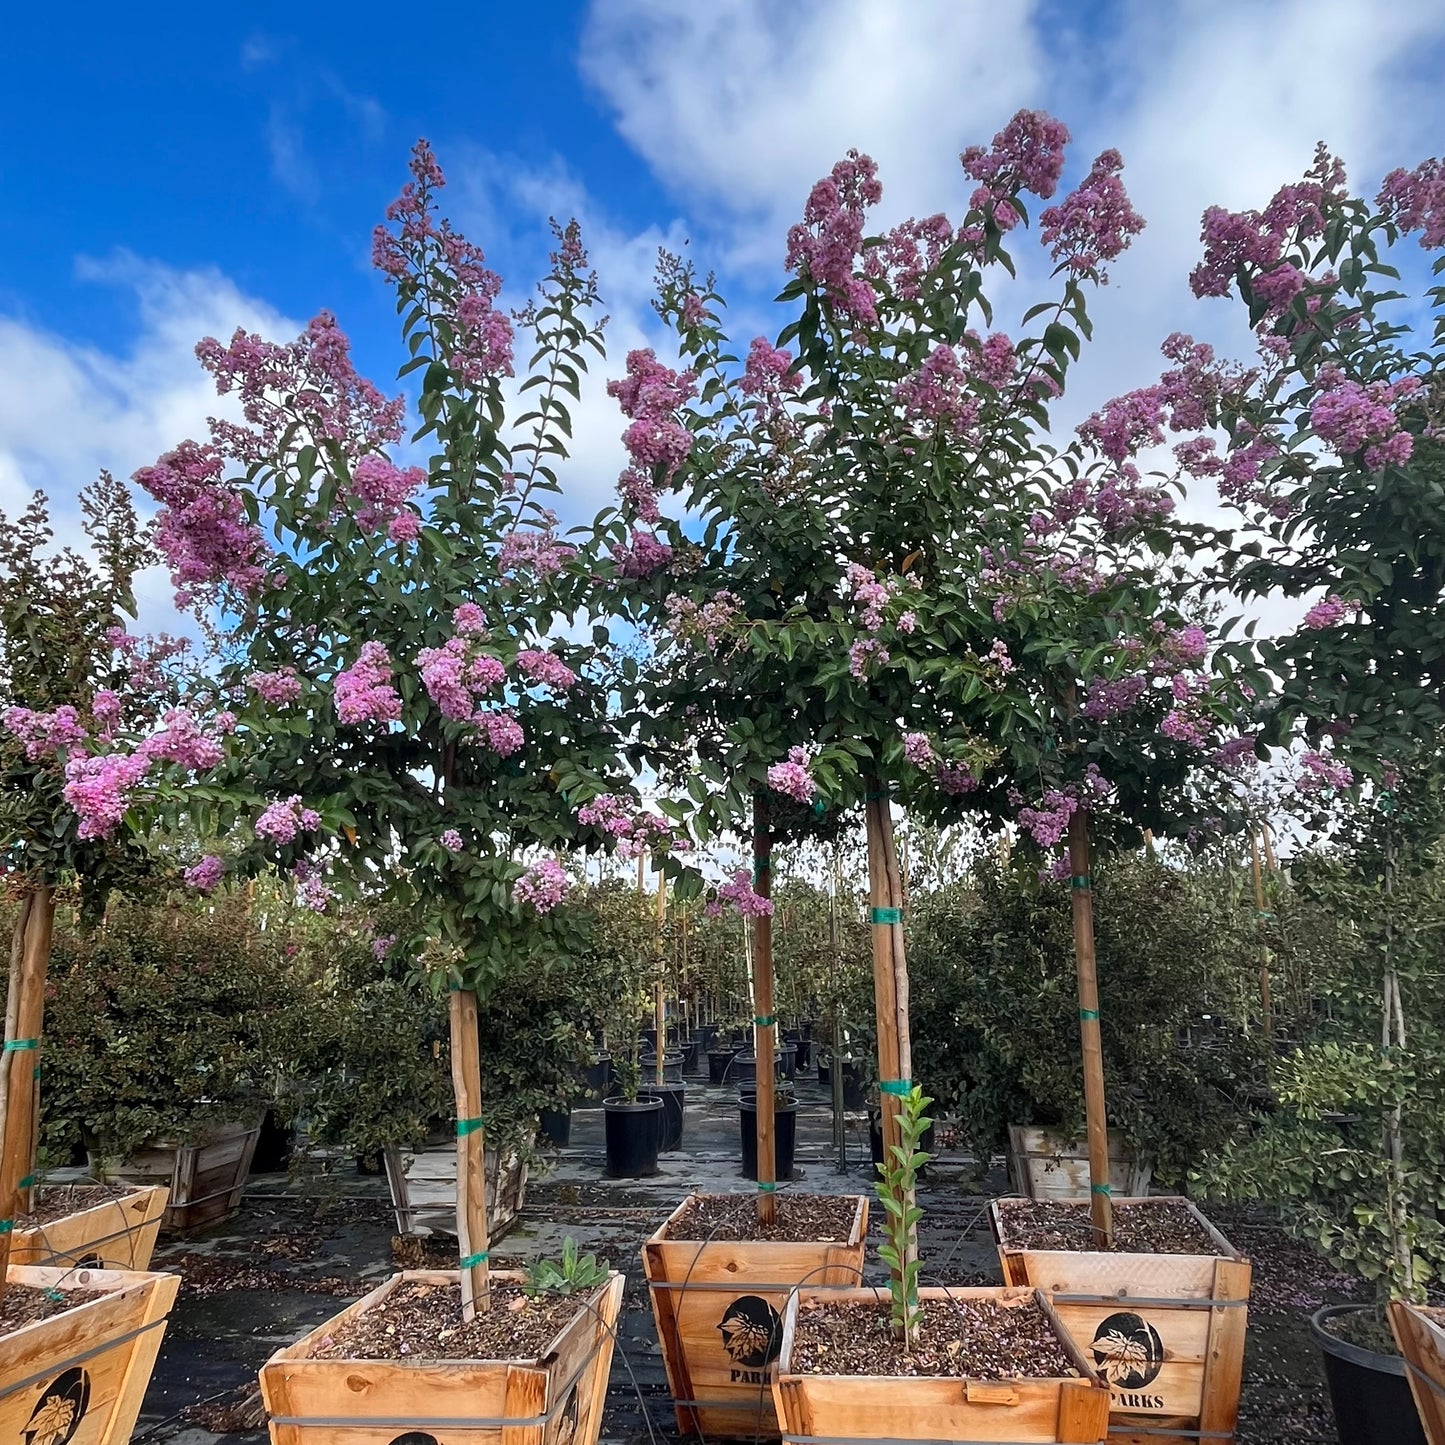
[752,791,778,1226]
[1250,830,1275,1038]
[449,986,491,1318]
[1066,810,1113,1245]
[864,781,917,1324]
[0,887,53,1305]
[654,872,667,1085]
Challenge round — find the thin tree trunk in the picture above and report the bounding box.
[829,849,847,1173]
[0,888,54,1306]
[752,792,778,1226]
[449,987,490,1318]
[1382,835,1413,1298]
[1066,810,1114,1245]
[1250,830,1275,1038]
[654,872,667,1086]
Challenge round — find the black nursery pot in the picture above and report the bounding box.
[640,1050,685,1084]
[707,1048,736,1086]
[539,1105,572,1148]
[645,1083,686,1151]
[732,1050,783,1087]
[738,1089,798,1181]
[580,1052,612,1105]
[679,1036,700,1074]
[251,1107,296,1173]
[867,1107,936,1180]
[793,1038,813,1073]
[603,1095,663,1178]
[778,1042,798,1081]
[1311,1306,1426,1445]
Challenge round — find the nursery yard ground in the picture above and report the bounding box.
[128,1073,1355,1445]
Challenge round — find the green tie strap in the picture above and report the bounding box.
[870,907,902,924]
[18,1174,38,1190]
[879,1079,912,1096]
[456,1117,484,1137]
[757,1181,777,1193]
[459,1251,489,1269]
[3,1038,38,1053]
[1091,1183,1113,1196]
[754,1015,776,1028]
[753,855,771,872]
[0,1221,12,1235]
[1079,1008,1099,1021]
[865,789,889,801]
[813,799,828,816]
[1070,875,1092,890]
[1255,909,1275,919]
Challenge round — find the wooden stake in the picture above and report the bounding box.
[1250,831,1275,1038]
[1066,810,1113,1245]
[1262,822,1279,873]
[449,987,491,1318]
[654,872,667,1086]
[0,887,54,1305]
[752,791,778,1226]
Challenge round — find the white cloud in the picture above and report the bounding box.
[0,254,298,634]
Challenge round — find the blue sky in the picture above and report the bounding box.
[4,1,1445,632]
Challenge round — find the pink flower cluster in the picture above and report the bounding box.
[335,643,403,727]
[498,524,577,578]
[92,690,122,733]
[1039,149,1145,281]
[1309,373,1417,470]
[1082,674,1147,719]
[134,441,270,606]
[937,762,978,795]
[575,794,682,860]
[514,858,570,913]
[1079,334,1224,466]
[293,859,334,912]
[1378,158,1445,249]
[1160,674,1214,749]
[3,705,87,761]
[1303,595,1352,630]
[63,752,152,840]
[372,934,397,961]
[1013,767,1114,847]
[767,747,816,803]
[785,149,883,323]
[665,592,742,650]
[516,650,578,691]
[864,214,954,300]
[476,711,524,756]
[902,732,934,767]
[440,828,463,852]
[1298,749,1354,794]
[184,855,225,892]
[608,349,697,520]
[896,345,979,440]
[255,795,322,846]
[349,455,424,540]
[741,338,799,398]
[615,529,673,579]
[716,869,774,918]
[140,707,227,770]
[417,608,506,721]
[961,110,1071,229]
[197,312,406,465]
[249,668,303,705]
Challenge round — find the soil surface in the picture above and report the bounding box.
[0,1282,104,1330]
[994,1198,1222,1254]
[1316,1305,1399,1356]
[17,1183,134,1226]
[663,1191,858,1242]
[310,1279,587,1362]
[791,1293,1078,1379]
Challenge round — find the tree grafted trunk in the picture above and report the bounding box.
[752,792,777,1226]
[449,986,491,1318]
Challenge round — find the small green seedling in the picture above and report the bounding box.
[523,1236,610,1298]
[875,1085,933,1350]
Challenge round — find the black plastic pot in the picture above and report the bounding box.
[732,1050,783,1087]
[641,1026,658,1054]
[640,1050,685,1084]
[679,1036,700,1074]
[793,1038,813,1073]
[1311,1306,1426,1445]
[739,1089,798,1181]
[251,1108,295,1173]
[580,1053,612,1104]
[868,1107,936,1179]
[603,1096,663,1178]
[539,1105,572,1147]
[729,1029,749,1050]
[817,1058,830,1087]
[821,1056,866,1108]
[646,1083,686,1151]
[708,1048,736,1085]
[694,1023,719,1056]
[779,1042,798,1081]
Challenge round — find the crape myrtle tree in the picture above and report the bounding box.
[605,110,1254,1303]
[110,142,674,1318]
[0,476,215,1303]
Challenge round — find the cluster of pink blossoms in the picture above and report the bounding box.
[498,525,577,578]
[766,747,816,803]
[713,869,774,919]
[371,140,514,386]
[293,858,334,912]
[335,643,403,727]
[902,732,934,767]
[615,529,673,579]
[417,607,506,721]
[134,441,271,606]
[184,855,225,892]
[1012,766,1114,849]
[142,706,231,770]
[4,705,87,761]
[575,794,684,860]
[1303,595,1353,630]
[514,858,570,914]
[1309,372,1418,470]
[249,668,303,705]
[608,348,696,527]
[937,762,978,795]
[863,213,954,300]
[63,752,153,840]
[785,149,883,324]
[349,455,424,541]
[516,650,578,691]
[1378,158,1445,249]
[439,828,464,852]
[1298,748,1354,794]
[1038,148,1145,281]
[1160,674,1215,749]
[1083,674,1147,720]
[254,796,322,846]
[664,592,742,651]
[740,338,798,398]
[961,110,1070,230]
[896,345,980,440]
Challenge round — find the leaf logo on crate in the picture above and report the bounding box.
[387,1433,439,1445]
[1090,1311,1165,1407]
[553,1383,581,1445]
[718,1295,782,1383]
[22,1369,89,1445]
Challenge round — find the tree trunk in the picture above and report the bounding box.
[829,848,847,1173]
[449,987,491,1318]
[864,781,917,1325]
[1250,830,1275,1037]
[1066,810,1114,1245]
[1382,835,1413,1297]
[0,887,54,1307]
[752,792,778,1226]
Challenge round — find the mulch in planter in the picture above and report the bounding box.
[17,1184,130,1227]
[663,1192,857,1244]
[0,1283,104,1332]
[310,1279,584,1362]
[995,1199,1220,1255]
[1317,1306,1399,1356]
[790,1293,1079,1379]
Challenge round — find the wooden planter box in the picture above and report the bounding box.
[385,1142,529,1240]
[259,1268,625,1445]
[773,1286,1110,1443]
[643,1193,869,1438]
[1007,1125,1151,1200]
[1390,1301,1445,1443]
[108,1116,261,1235]
[11,1187,169,1272]
[990,1198,1250,1445]
[1,1264,180,1445]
